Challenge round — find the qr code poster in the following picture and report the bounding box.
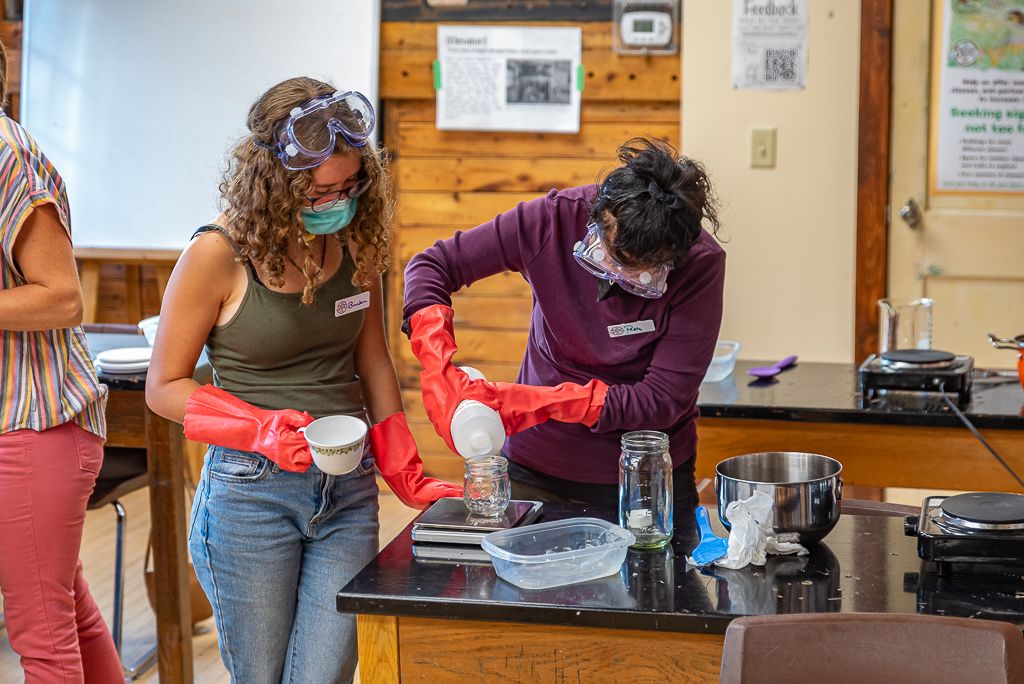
[731,0,808,90]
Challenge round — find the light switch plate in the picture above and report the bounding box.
[751,128,777,169]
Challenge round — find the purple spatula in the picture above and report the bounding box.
[747,355,798,379]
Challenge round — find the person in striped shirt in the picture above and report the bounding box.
[0,40,122,682]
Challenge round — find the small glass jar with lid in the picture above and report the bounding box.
[618,430,673,549]
[463,455,511,517]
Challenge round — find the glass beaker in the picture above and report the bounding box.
[463,455,510,518]
[877,298,933,354]
[618,430,673,549]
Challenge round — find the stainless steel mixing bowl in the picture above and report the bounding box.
[715,452,844,544]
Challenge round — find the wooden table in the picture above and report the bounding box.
[90,333,195,683]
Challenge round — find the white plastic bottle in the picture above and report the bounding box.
[450,366,506,459]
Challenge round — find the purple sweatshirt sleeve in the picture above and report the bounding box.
[593,248,726,433]
[402,191,556,327]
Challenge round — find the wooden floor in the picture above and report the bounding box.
[0,483,419,683]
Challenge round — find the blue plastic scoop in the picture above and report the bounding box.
[691,506,729,566]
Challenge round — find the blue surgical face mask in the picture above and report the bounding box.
[301,197,357,235]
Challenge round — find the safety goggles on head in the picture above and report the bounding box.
[573,222,671,299]
[263,91,375,171]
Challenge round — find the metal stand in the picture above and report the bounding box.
[109,501,159,682]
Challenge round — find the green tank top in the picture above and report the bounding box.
[199,226,368,420]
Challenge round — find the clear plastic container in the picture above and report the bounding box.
[702,340,741,383]
[481,518,635,590]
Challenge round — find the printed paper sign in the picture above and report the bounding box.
[732,0,808,91]
[932,0,1024,194]
[436,25,582,133]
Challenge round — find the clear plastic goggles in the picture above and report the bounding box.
[573,222,670,299]
[269,91,375,171]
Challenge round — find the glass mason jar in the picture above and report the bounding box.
[463,455,511,517]
[618,430,673,549]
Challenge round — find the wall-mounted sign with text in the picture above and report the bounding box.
[731,0,808,91]
[435,25,582,133]
[931,0,1024,195]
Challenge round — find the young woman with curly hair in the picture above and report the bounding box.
[146,76,459,683]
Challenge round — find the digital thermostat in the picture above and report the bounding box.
[613,0,678,55]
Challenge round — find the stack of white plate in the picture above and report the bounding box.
[94,347,152,376]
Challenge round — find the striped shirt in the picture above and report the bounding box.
[0,112,106,439]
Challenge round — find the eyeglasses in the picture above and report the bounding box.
[304,175,372,213]
[572,222,671,298]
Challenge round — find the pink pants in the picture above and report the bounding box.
[0,422,122,683]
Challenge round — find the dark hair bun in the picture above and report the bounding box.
[592,137,720,267]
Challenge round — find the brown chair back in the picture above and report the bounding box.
[720,613,1024,684]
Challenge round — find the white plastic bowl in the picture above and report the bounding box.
[481,517,634,590]
[138,316,159,346]
[703,340,741,383]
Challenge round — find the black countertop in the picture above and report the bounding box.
[697,360,1024,430]
[336,502,1024,634]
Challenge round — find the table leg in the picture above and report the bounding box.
[79,260,101,324]
[144,408,194,684]
[357,614,400,683]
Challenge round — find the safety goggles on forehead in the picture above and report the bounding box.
[264,91,375,171]
[573,222,671,299]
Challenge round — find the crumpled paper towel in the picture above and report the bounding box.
[689,490,807,569]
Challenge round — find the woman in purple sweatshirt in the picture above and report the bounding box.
[403,138,725,510]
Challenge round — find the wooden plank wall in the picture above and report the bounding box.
[1,20,20,118]
[381,20,681,480]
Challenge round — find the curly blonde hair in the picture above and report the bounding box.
[219,77,394,304]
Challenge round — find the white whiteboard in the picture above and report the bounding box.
[21,0,380,250]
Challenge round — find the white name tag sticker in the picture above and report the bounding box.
[608,319,656,338]
[335,292,370,317]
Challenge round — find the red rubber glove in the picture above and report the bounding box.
[408,303,609,443]
[183,384,315,473]
[408,304,499,452]
[490,378,608,433]
[369,411,463,509]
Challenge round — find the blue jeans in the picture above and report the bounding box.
[189,445,380,684]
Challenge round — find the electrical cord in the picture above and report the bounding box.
[939,381,1024,490]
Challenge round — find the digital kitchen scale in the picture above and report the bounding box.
[411,497,543,546]
[411,544,492,564]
